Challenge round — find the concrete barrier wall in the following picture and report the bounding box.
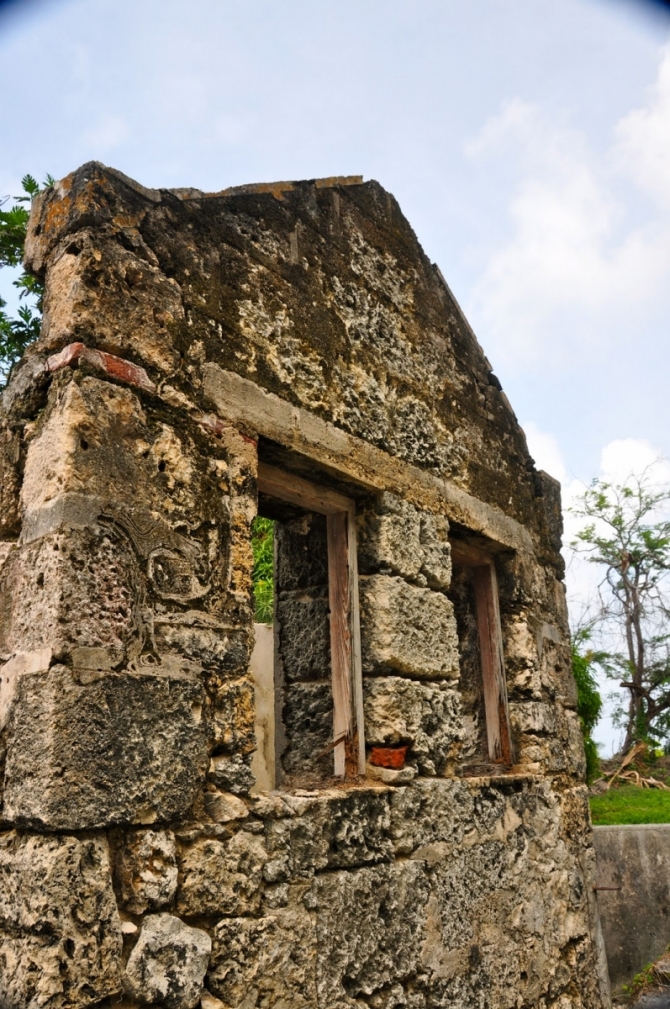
[593,823,670,992]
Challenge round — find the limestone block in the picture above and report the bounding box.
[276,594,330,681]
[360,575,459,679]
[275,513,328,591]
[265,787,393,877]
[123,913,211,1009]
[156,618,251,678]
[366,762,417,785]
[206,676,256,755]
[177,830,267,916]
[208,754,255,796]
[0,425,21,540]
[564,709,587,779]
[281,680,333,780]
[0,830,123,1008]
[3,665,208,830]
[431,839,508,944]
[207,910,317,1008]
[308,861,431,1001]
[388,778,474,856]
[358,493,423,579]
[0,648,52,731]
[16,375,233,611]
[19,377,167,520]
[419,512,451,590]
[35,229,183,373]
[363,676,462,775]
[203,789,248,823]
[358,495,451,590]
[0,527,142,658]
[114,829,178,915]
[509,701,557,736]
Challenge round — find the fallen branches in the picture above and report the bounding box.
[593,741,670,791]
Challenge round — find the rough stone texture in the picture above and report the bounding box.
[360,575,459,679]
[208,753,255,796]
[208,908,316,1008]
[208,780,607,1008]
[274,513,329,591]
[309,861,431,1002]
[593,823,670,993]
[358,492,451,590]
[176,829,266,917]
[276,594,330,681]
[0,164,608,1008]
[203,788,248,823]
[274,511,334,785]
[114,829,178,914]
[0,831,122,1009]
[281,681,334,782]
[264,787,394,877]
[363,676,462,774]
[3,665,208,829]
[123,913,211,1009]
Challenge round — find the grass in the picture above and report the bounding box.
[590,784,670,825]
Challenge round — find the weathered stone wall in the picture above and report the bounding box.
[0,163,610,1008]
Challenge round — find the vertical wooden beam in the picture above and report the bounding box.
[272,532,286,788]
[348,508,367,776]
[327,511,359,777]
[472,561,513,765]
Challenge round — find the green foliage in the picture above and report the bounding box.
[0,174,54,385]
[572,629,603,782]
[251,516,274,624]
[590,785,670,825]
[621,958,659,1003]
[571,473,670,751]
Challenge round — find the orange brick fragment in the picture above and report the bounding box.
[369,746,409,769]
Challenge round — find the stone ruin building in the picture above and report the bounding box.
[0,163,612,1009]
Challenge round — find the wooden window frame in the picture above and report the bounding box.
[256,462,366,779]
[450,540,514,767]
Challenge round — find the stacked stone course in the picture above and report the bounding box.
[0,163,609,1008]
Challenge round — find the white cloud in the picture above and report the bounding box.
[466,47,670,364]
[464,97,537,160]
[522,421,567,483]
[564,438,670,607]
[616,44,670,210]
[599,436,669,485]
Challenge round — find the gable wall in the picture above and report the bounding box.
[0,163,610,1009]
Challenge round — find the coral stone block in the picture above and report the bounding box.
[3,665,208,830]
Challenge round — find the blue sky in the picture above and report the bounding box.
[2,0,670,750]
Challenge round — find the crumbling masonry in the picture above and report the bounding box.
[0,163,611,1009]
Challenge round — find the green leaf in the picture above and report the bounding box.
[251,517,275,623]
[0,172,52,385]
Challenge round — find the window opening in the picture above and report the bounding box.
[448,540,514,774]
[249,517,276,792]
[250,464,365,791]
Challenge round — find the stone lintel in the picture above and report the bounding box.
[202,362,534,555]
